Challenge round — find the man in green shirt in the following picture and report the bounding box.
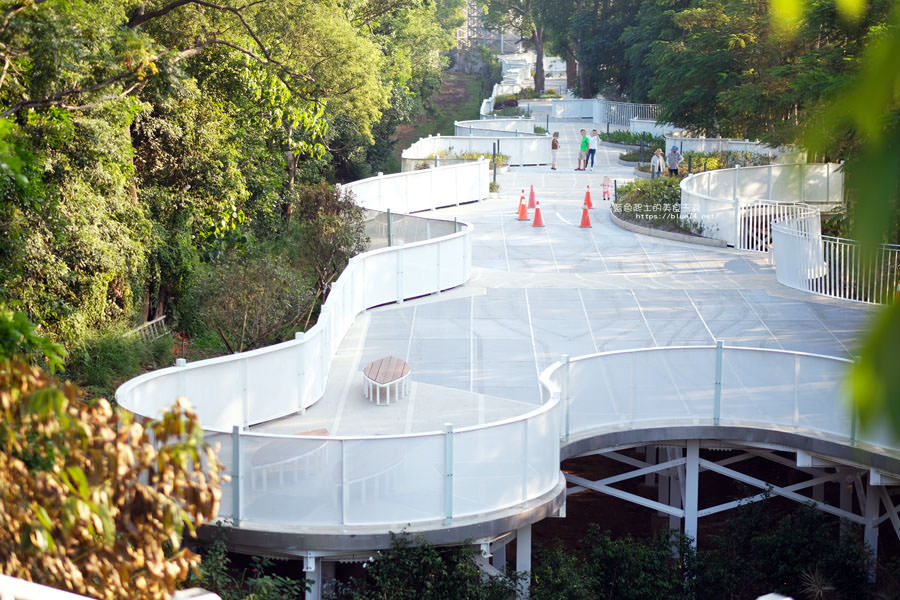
[576,129,589,171]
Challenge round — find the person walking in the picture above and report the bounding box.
[587,129,599,171]
[667,146,681,176]
[650,148,665,179]
[576,129,589,171]
[551,132,559,170]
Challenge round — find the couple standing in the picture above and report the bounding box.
[549,129,599,171]
[576,129,599,171]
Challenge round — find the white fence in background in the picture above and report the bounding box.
[455,118,535,136]
[116,164,480,431]
[630,118,679,138]
[679,163,843,248]
[737,201,818,253]
[773,221,900,305]
[348,160,490,213]
[515,98,660,127]
[400,134,550,170]
[666,132,784,157]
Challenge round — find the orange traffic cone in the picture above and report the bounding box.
[584,185,593,209]
[532,200,545,227]
[579,205,591,228]
[601,176,611,200]
[517,197,529,221]
[528,185,536,209]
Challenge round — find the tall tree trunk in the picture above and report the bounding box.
[532,27,545,93]
[566,50,577,91]
[282,123,295,222]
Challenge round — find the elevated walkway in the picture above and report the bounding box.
[118,119,897,598]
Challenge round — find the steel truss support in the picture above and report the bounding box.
[565,443,900,555]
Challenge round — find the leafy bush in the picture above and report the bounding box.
[492,98,519,109]
[192,528,308,600]
[613,177,705,236]
[191,253,317,354]
[325,534,519,600]
[599,131,666,149]
[534,126,547,134]
[65,324,172,398]
[0,332,220,600]
[489,181,500,193]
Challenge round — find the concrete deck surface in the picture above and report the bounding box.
[252,120,872,438]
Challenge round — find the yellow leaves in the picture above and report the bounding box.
[0,359,222,600]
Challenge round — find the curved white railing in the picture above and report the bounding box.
[116,163,484,431]
[679,163,843,247]
[213,394,561,528]
[773,222,900,305]
[455,118,536,136]
[346,160,489,213]
[400,134,550,170]
[666,132,783,156]
[541,346,898,455]
[212,346,894,531]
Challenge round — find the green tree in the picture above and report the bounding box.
[482,0,554,92]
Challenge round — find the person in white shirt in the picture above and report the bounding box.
[586,129,599,171]
[650,148,665,179]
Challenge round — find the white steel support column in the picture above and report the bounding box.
[840,472,853,539]
[864,483,880,579]
[304,555,322,600]
[669,448,682,530]
[516,524,531,598]
[493,541,507,572]
[684,440,700,546]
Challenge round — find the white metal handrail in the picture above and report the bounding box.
[679,163,843,248]
[116,164,482,431]
[211,345,895,532]
[772,222,900,304]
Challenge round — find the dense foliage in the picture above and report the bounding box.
[0,308,221,600]
[0,0,464,386]
[532,505,874,600]
[325,535,520,600]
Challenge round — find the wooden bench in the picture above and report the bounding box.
[363,356,411,405]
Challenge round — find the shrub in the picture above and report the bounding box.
[65,324,172,398]
[325,534,519,600]
[0,319,220,600]
[191,253,317,354]
[599,131,666,149]
[613,177,705,236]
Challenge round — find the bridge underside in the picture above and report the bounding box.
[562,426,900,559]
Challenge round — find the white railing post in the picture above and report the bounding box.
[561,354,570,442]
[714,341,723,425]
[444,423,454,525]
[232,425,241,526]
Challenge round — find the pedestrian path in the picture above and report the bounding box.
[252,119,872,438]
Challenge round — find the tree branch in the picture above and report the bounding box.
[0,69,136,117]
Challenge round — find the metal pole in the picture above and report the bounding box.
[386,208,392,247]
[232,425,241,526]
[684,440,700,546]
[492,142,497,183]
[562,355,570,442]
[713,340,723,425]
[444,423,454,525]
